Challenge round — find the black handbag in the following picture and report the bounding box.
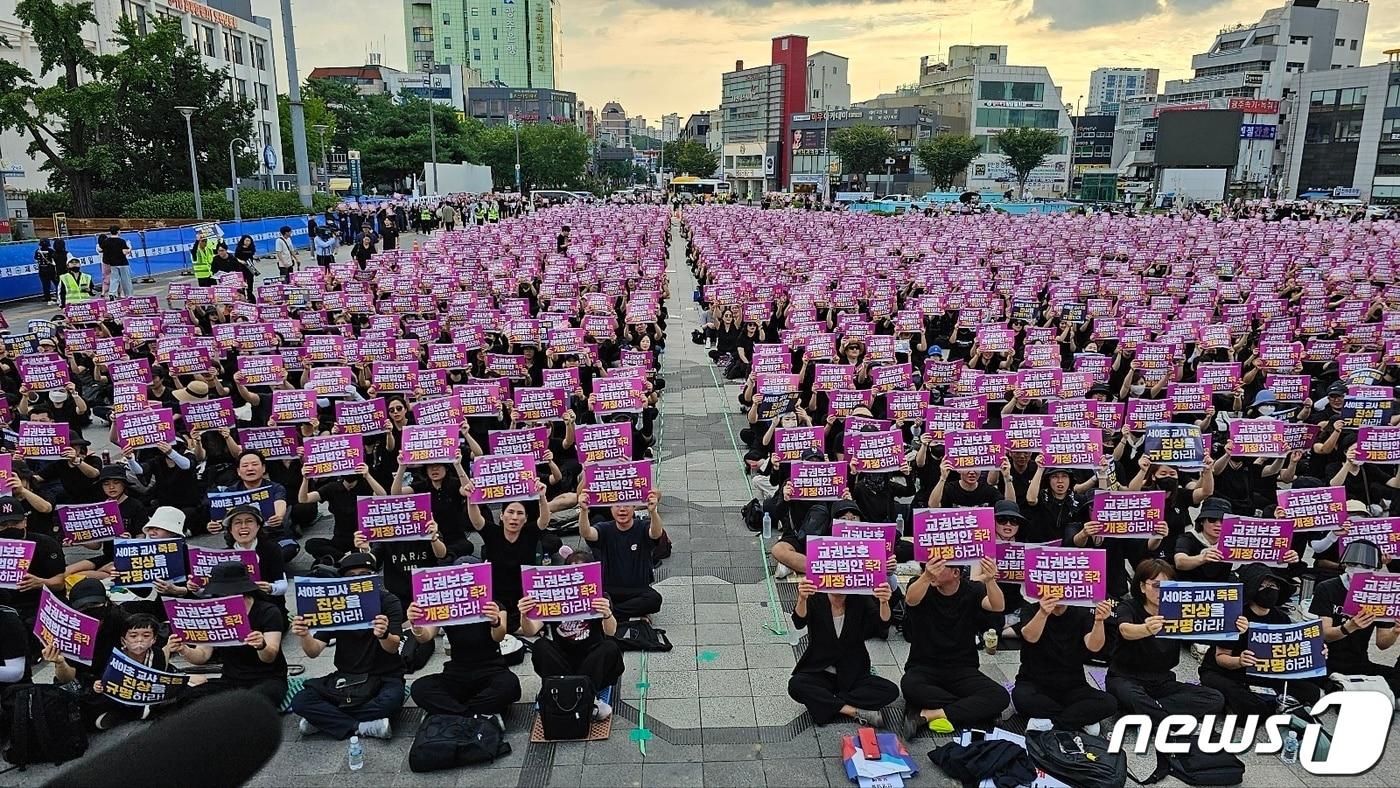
[304,672,383,709]
[537,675,594,740]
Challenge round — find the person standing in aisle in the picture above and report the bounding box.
[57,256,95,306]
[274,226,299,282]
[98,225,133,298]
[34,238,57,303]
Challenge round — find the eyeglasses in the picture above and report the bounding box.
[1144,580,1163,589]
[995,518,1020,526]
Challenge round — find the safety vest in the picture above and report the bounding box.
[421,209,432,221]
[59,271,92,304]
[192,244,214,279]
[487,204,499,221]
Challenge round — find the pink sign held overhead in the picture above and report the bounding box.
[912,508,994,565]
[806,536,888,595]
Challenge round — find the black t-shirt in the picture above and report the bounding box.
[315,591,406,677]
[587,516,656,589]
[1013,604,1097,683]
[99,235,130,267]
[546,618,604,659]
[215,599,288,684]
[412,479,470,544]
[372,541,442,601]
[478,517,541,604]
[1310,575,1387,671]
[0,532,66,617]
[904,577,987,670]
[1108,596,1181,681]
[443,620,504,672]
[316,480,374,545]
[942,479,1002,509]
[0,608,32,685]
[1173,532,1233,583]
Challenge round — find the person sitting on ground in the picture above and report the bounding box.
[1106,558,1228,724]
[290,553,406,740]
[1310,539,1400,695]
[0,495,66,630]
[466,480,552,633]
[171,561,288,708]
[298,464,387,567]
[787,575,898,727]
[770,494,861,579]
[1011,591,1117,735]
[577,487,665,622]
[65,464,149,580]
[518,551,625,722]
[406,597,521,721]
[901,556,1010,735]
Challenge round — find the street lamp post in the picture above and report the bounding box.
[313,123,328,191]
[175,106,203,220]
[424,62,439,195]
[228,137,247,222]
[1066,94,1082,199]
[279,0,312,207]
[511,117,522,193]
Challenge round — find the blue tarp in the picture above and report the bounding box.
[0,215,312,303]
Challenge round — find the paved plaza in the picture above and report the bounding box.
[7,222,1400,787]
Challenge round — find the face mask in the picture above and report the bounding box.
[1253,586,1280,608]
[1257,405,1275,417]
[1344,566,1366,580]
[1156,477,1178,492]
[1129,384,1146,397]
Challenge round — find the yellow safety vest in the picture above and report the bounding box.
[59,271,92,304]
[192,245,214,279]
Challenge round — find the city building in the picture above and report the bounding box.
[661,113,681,142]
[719,58,786,196]
[308,60,481,109]
[806,51,851,111]
[0,0,285,194]
[1109,93,1161,187]
[1281,57,1399,201]
[402,0,561,89]
[679,112,713,150]
[1160,0,1369,194]
[1086,67,1160,115]
[770,35,808,190]
[576,101,595,137]
[598,101,631,147]
[465,86,577,125]
[788,107,937,197]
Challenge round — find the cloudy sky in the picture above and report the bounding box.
[255,0,1400,121]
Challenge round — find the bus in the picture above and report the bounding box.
[667,176,731,198]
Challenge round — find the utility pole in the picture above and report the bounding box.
[229,138,247,221]
[424,61,439,194]
[279,0,313,207]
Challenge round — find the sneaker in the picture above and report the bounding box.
[1083,722,1102,737]
[356,718,392,739]
[1027,717,1054,732]
[1190,643,1208,661]
[95,712,114,731]
[298,718,319,736]
[927,718,955,735]
[593,699,613,721]
[774,563,794,579]
[854,709,883,728]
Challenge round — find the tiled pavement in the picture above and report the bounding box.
[10,220,1400,786]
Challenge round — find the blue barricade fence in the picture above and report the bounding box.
[0,215,313,303]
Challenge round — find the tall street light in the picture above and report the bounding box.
[510,116,521,193]
[279,0,312,207]
[1065,94,1082,199]
[424,62,438,195]
[175,106,203,220]
[228,137,247,222]
[313,123,328,191]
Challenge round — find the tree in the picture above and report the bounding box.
[994,127,1061,199]
[354,94,476,190]
[828,123,894,186]
[914,134,982,192]
[478,123,588,191]
[661,139,718,178]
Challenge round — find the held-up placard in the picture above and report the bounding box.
[1343,572,1400,621]
[468,454,539,504]
[1157,581,1243,641]
[294,575,382,632]
[522,562,603,622]
[1246,620,1327,680]
[410,563,493,626]
[806,536,888,595]
[303,434,365,478]
[912,508,994,565]
[1023,547,1107,607]
[582,460,653,506]
[788,461,847,501]
[1276,486,1347,531]
[943,430,1006,473]
[1090,491,1164,538]
[356,494,433,542]
[1218,517,1293,566]
[163,595,253,648]
[1228,419,1289,457]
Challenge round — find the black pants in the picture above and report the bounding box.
[1011,677,1117,730]
[901,665,1010,729]
[38,267,57,300]
[291,678,406,739]
[788,670,900,725]
[410,666,521,717]
[531,637,625,691]
[306,536,352,564]
[609,586,662,621]
[185,676,286,711]
[1105,673,1223,724]
[1197,670,1325,717]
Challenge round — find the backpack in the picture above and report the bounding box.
[407,713,511,772]
[612,620,674,652]
[1025,730,1126,788]
[3,684,87,768]
[537,675,595,740]
[741,498,765,532]
[1136,747,1245,786]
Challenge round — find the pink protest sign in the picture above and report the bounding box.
[513,387,568,422]
[1228,419,1289,457]
[886,389,929,423]
[0,538,36,590]
[812,363,855,391]
[410,563,494,626]
[356,494,433,542]
[1343,572,1400,621]
[237,426,300,461]
[944,429,1006,473]
[1039,428,1103,469]
[1356,426,1400,464]
[1218,517,1294,566]
[58,500,124,545]
[1002,414,1052,454]
[303,434,365,478]
[1091,491,1165,538]
[113,409,177,451]
[1016,368,1061,400]
[400,424,461,465]
[370,361,420,394]
[1124,398,1172,432]
[334,398,390,436]
[831,522,899,553]
[1265,375,1309,404]
[237,354,287,387]
[829,389,874,417]
[1276,486,1347,531]
[1023,547,1108,607]
[1167,383,1211,413]
[573,422,634,464]
[180,397,236,433]
[34,587,100,664]
[305,365,355,397]
[788,461,848,501]
[913,508,994,565]
[583,460,653,506]
[593,375,647,414]
[268,389,317,424]
[164,595,253,647]
[844,429,906,473]
[186,546,260,591]
[773,426,824,464]
[412,394,465,426]
[469,454,540,504]
[0,454,9,493]
[488,426,550,463]
[923,406,981,441]
[17,354,69,391]
[1339,518,1400,557]
[870,363,913,396]
[15,421,68,461]
[806,536,888,595]
[426,342,472,370]
[522,562,604,621]
[542,366,582,391]
[995,540,1057,585]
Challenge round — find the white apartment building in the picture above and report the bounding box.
[1087,67,1159,115]
[806,51,850,111]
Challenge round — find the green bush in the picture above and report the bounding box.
[121,190,329,220]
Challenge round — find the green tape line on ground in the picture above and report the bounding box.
[705,362,788,638]
[630,650,652,755]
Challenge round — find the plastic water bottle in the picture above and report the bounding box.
[895,513,905,534]
[1280,730,1299,765]
[348,736,364,771]
[761,512,772,540]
